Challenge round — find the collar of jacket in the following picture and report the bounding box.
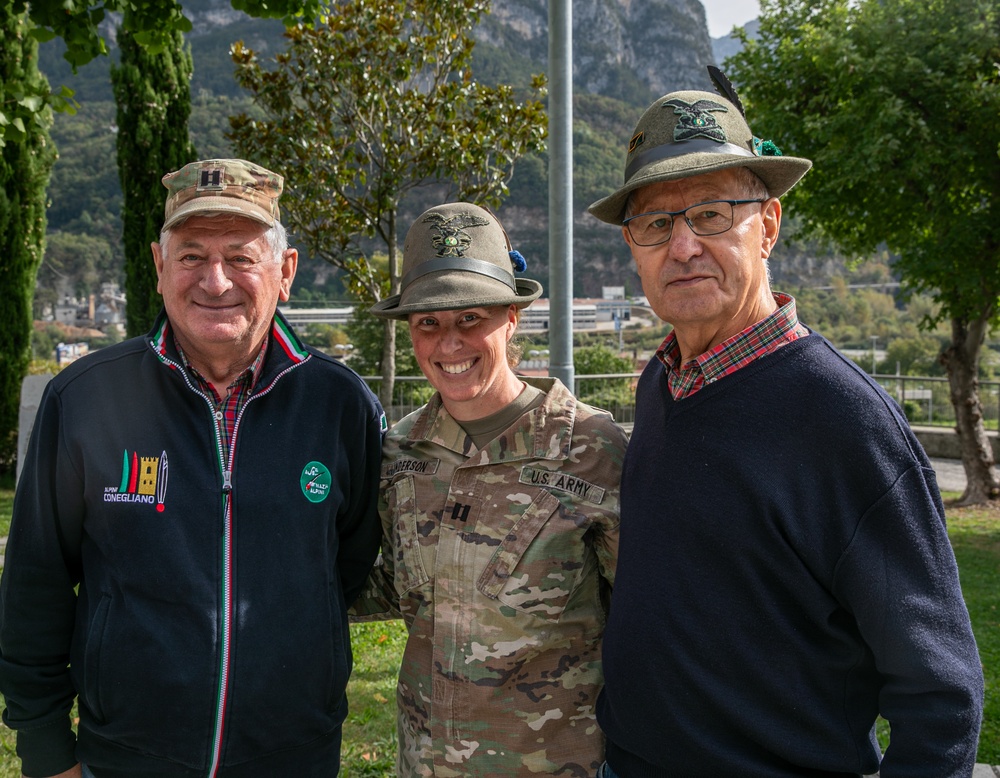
[407,376,577,464]
[146,308,311,391]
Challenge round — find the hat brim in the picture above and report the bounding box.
[370,273,543,320]
[162,197,277,230]
[588,153,812,225]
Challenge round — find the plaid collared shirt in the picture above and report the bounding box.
[176,333,269,466]
[656,293,809,400]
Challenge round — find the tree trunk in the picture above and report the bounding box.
[940,313,1000,505]
[378,209,400,413]
[378,319,397,413]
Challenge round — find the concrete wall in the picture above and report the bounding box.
[910,425,1000,460]
[17,374,52,484]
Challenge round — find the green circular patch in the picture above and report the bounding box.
[300,461,332,503]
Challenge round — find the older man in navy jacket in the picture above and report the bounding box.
[0,159,385,778]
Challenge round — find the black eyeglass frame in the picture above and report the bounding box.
[623,198,767,247]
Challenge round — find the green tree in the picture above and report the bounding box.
[344,306,420,379]
[4,0,318,149]
[19,0,322,72]
[881,336,946,377]
[228,0,547,409]
[728,0,1000,504]
[573,344,635,415]
[35,231,119,317]
[340,253,419,378]
[0,2,57,475]
[111,13,197,335]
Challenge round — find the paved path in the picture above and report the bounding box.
[930,457,969,493]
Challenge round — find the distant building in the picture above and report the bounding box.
[55,342,89,365]
[278,299,631,333]
[521,299,597,332]
[278,306,356,326]
[51,282,126,331]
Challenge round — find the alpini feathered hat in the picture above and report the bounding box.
[588,67,812,225]
[370,202,542,320]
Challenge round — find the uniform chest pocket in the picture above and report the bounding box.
[476,489,585,622]
[384,476,431,595]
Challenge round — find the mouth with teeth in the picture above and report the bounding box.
[440,359,477,375]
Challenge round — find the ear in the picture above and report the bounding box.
[622,225,633,251]
[278,247,298,302]
[622,226,643,272]
[760,198,782,260]
[151,242,165,294]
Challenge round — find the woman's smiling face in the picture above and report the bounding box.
[408,305,523,421]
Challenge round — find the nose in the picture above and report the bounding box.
[439,325,464,354]
[665,218,704,263]
[199,258,234,295]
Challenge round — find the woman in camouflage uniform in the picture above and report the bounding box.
[360,202,628,777]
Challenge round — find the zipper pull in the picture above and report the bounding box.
[222,470,233,494]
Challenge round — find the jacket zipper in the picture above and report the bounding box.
[204,362,302,777]
[151,332,310,776]
[154,353,238,778]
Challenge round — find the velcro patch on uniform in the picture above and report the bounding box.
[519,466,606,505]
[382,458,440,478]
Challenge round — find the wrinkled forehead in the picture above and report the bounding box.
[161,214,273,253]
[630,168,744,212]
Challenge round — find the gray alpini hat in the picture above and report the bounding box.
[588,68,812,225]
[370,202,543,320]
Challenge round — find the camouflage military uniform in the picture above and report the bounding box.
[367,376,626,777]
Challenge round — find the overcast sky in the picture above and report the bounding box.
[701,0,760,38]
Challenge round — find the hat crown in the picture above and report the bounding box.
[161,158,283,229]
[587,82,812,225]
[624,90,755,183]
[402,202,512,281]
[370,202,543,319]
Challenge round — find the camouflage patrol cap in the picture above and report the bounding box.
[588,87,811,225]
[161,158,283,230]
[370,202,542,320]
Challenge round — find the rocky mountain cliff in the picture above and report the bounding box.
[474,0,716,100]
[464,0,725,297]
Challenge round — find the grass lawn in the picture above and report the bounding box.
[947,496,1000,765]
[0,488,996,774]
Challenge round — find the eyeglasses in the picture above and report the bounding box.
[623,199,767,247]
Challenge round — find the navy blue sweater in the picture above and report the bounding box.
[598,334,983,777]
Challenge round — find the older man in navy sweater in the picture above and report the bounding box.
[587,70,984,777]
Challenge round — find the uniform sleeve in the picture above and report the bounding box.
[337,392,386,607]
[583,416,628,589]
[833,465,984,777]
[348,481,403,621]
[0,384,81,776]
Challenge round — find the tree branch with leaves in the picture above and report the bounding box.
[228,0,546,408]
[727,0,1000,504]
